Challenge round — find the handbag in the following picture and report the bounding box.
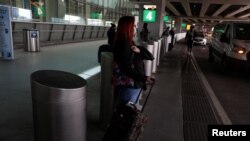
[112,61,134,87]
[138,46,154,61]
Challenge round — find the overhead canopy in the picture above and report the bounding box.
[131,0,250,26]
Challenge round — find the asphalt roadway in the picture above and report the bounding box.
[192,43,250,124]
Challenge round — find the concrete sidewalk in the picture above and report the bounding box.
[0,40,186,141]
[85,41,186,141]
[88,42,185,141]
[0,40,106,141]
[141,45,183,141]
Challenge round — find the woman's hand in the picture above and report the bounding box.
[131,45,140,53]
[146,76,155,84]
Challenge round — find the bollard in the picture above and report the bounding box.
[152,41,158,73]
[31,70,87,141]
[165,37,170,54]
[162,36,168,59]
[157,39,162,66]
[167,36,171,52]
[100,52,114,129]
[144,44,154,76]
[160,38,165,60]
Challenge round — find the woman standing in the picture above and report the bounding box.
[107,23,116,46]
[113,16,154,104]
[186,25,195,54]
[139,23,150,42]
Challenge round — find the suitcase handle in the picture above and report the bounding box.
[141,83,154,113]
[131,81,154,113]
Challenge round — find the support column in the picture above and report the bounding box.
[57,0,66,19]
[138,0,165,40]
[85,3,91,24]
[45,0,56,22]
[155,0,166,38]
[15,0,22,8]
[45,0,66,22]
[175,17,182,33]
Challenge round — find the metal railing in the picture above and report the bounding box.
[12,21,109,48]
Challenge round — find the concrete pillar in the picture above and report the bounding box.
[44,0,57,22]
[15,0,22,8]
[45,0,66,22]
[138,0,166,40]
[58,0,66,19]
[155,0,166,38]
[175,17,182,33]
[85,4,91,23]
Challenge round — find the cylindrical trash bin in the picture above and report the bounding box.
[144,44,153,76]
[31,70,87,141]
[163,36,169,54]
[157,39,162,66]
[23,29,40,52]
[100,52,114,129]
[152,41,159,73]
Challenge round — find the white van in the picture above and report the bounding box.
[209,22,250,71]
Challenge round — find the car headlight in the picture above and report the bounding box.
[232,46,245,54]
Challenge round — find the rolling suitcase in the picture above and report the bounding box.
[102,83,154,141]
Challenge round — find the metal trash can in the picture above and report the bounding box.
[31,70,87,141]
[157,39,162,66]
[23,29,40,52]
[144,44,154,76]
[100,52,114,129]
[152,41,159,73]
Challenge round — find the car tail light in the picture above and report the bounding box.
[232,45,245,54]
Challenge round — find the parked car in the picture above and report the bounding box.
[193,32,207,46]
[209,21,250,71]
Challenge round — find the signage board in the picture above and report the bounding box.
[187,24,191,30]
[31,0,46,17]
[143,10,156,23]
[163,16,169,22]
[0,5,14,60]
[143,5,157,23]
[90,12,102,19]
[181,23,187,28]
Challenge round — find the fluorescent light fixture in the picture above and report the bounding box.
[143,5,157,9]
[12,7,32,20]
[64,14,80,21]
[105,21,113,26]
[87,19,103,26]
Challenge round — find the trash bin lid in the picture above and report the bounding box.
[31,70,86,89]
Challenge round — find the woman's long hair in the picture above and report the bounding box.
[115,16,135,46]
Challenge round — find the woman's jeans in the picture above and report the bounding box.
[117,87,141,104]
